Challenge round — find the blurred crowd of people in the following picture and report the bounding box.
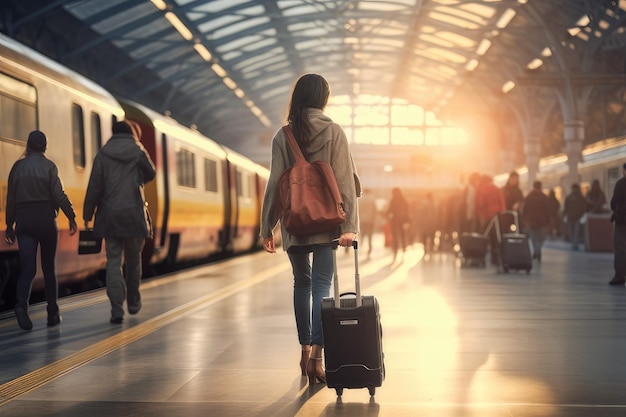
[360,171,611,263]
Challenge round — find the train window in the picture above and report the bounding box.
[236,171,250,198]
[91,112,102,152]
[204,158,218,192]
[608,167,620,182]
[0,72,36,143]
[607,167,621,197]
[176,148,196,188]
[71,104,86,169]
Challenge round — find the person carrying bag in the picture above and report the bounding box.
[260,73,361,386]
[277,125,346,235]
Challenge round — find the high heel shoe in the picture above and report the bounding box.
[300,346,311,376]
[306,357,326,385]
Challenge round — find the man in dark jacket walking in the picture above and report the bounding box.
[610,163,626,286]
[563,183,588,251]
[522,181,551,262]
[83,121,156,323]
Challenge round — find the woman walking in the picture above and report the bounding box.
[260,74,360,385]
[5,130,77,330]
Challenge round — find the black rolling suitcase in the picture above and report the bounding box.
[494,211,532,274]
[500,233,533,273]
[459,232,488,267]
[321,241,384,397]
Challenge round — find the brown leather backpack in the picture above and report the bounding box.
[277,125,346,235]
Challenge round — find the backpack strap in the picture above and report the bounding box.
[282,125,306,162]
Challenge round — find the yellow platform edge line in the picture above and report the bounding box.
[0,260,289,406]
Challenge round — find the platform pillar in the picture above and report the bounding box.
[563,119,584,191]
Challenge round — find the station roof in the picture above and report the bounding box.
[1,0,625,162]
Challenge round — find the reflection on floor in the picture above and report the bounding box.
[1,235,625,417]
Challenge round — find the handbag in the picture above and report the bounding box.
[277,125,346,235]
[78,229,102,255]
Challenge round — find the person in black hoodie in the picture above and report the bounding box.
[387,187,411,263]
[501,171,524,211]
[522,181,551,262]
[610,163,626,285]
[5,130,77,330]
[563,183,588,250]
[586,179,607,213]
[83,121,156,324]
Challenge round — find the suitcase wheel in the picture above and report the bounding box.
[335,387,343,397]
[368,386,376,396]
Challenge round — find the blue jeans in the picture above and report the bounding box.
[288,245,333,346]
[526,227,547,257]
[568,221,581,250]
[105,236,145,319]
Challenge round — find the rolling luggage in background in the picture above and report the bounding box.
[499,233,533,273]
[494,211,532,274]
[321,241,384,397]
[584,213,613,252]
[459,232,488,267]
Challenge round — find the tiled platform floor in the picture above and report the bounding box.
[1,236,625,417]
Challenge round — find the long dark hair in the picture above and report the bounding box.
[287,73,330,146]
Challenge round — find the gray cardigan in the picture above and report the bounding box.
[260,108,361,251]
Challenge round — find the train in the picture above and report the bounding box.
[494,136,626,204]
[0,33,271,308]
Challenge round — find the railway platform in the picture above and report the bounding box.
[1,235,625,417]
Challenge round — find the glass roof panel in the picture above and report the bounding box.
[370,27,407,37]
[434,6,488,25]
[430,0,462,4]
[358,1,416,12]
[280,4,325,17]
[196,15,242,33]
[367,38,405,48]
[428,11,481,30]
[460,3,498,19]
[65,0,126,19]
[241,37,279,52]
[436,31,476,48]
[236,52,287,74]
[215,34,268,53]
[123,21,170,42]
[260,86,290,101]
[91,4,153,34]
[177,0,254,13]
[263,61,292,73]
[287,21,319,32]
[436,65,458,77]
[253,72,293,89]
[420,34,456,48]
[417,48,468,64]
[239,56,287,76]
[211,16,271,40]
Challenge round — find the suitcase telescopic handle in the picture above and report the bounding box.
[332,240,361,309]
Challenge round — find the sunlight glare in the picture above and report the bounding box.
[326,95,469,146]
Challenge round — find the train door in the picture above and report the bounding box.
[126,116,167,267]
[220,159,237,254]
